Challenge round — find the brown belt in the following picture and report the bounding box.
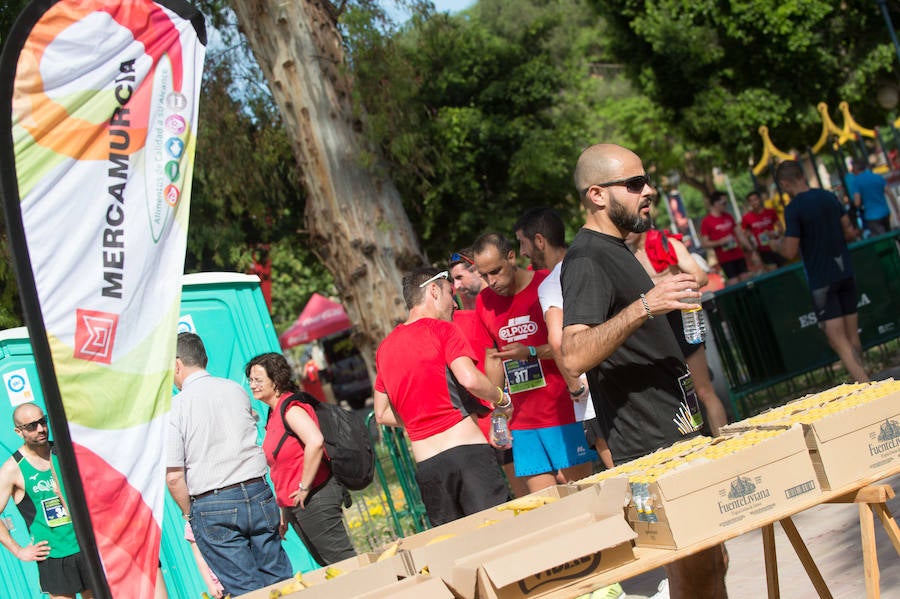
[191,476,266,501]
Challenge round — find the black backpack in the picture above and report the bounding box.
[272,392,375,491]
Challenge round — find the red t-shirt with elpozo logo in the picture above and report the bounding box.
[474,270,575,430]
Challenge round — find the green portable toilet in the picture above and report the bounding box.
[0,273,319,599]
[0,327,47,599]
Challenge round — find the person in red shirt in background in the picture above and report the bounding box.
[449,248,525,497]
[300,358,328,403]
[700,191,753,285]
[741,190,785,271]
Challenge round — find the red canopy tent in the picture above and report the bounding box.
[279,293,352,349]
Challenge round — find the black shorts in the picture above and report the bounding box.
[865,217,891,236]
[583,417,604,448]
[494,446,514,466]
[38,553,90,595]
[759,250,785,267]
[810,277,857,322]
[720,259,748,280]
[415,444,510,526]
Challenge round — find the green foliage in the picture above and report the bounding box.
[595,0,900,170]
[346,0,653,255]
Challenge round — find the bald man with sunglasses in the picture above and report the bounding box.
[561,143,727,599]
[0,403,93,599]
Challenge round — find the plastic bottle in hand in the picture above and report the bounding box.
[681,294,705,344]
[490,412,512,448]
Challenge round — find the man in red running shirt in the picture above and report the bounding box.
[472,233,595,493]
[373,268,511,525]
[700,191,753,285]
[741,190,785,270]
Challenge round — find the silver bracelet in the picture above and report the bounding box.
[639,293,653,319]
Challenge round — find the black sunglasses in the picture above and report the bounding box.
[591,174,651,194]
[17,416,47,432]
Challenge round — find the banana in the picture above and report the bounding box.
[377,540,400,561]
[277,572,310,594]
[496,495,558,514]
[268,591,281,599]
[419,565,430,574]
[425,533,458,546]
[324,566,344,579]
[477,519,499,528]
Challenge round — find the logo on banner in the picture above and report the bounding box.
[4,369,33,406]
[164,114,186,134]
[164,184,180,207]
[177,314,196,334]
[166,138,184,159]
[166,92,188,112]
[74,309,119,364]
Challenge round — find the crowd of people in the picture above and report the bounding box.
[0,143,880,599]
[697,156,895,290]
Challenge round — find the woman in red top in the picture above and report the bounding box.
[246,352,356,566]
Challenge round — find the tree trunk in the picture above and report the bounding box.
[230,0,425,362]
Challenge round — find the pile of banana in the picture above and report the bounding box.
[577,435,712,486]
[495,495,558,515]
[262,566,347,598]
[726,379,899,430]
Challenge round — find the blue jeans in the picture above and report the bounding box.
[190,479,292,595]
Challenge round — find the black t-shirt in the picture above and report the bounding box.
[784,188,853,289]
[561,228,696,463]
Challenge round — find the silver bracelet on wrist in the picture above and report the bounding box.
[639,293,653,319]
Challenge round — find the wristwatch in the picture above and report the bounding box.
[569,384,586,398]
[298,481,309,492]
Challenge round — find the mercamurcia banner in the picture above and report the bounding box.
[0,1,205,596]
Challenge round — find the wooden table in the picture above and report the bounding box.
[549,469,900,599]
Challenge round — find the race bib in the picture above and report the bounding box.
[42,496,71,528]
[503,359,547,394]
[758,231,770,245]
[721,236,737,251]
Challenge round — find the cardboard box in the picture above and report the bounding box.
[236,556,402,599]
[458,517,635,599]
[406,479,635,599]
[396,484,583,551]
[356,574,454,598]
[801,389,900,489]
[629,425,821,549]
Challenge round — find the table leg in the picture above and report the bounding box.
[778,517,832,599]
[872,503,900,557]
[860,503,879,599]
[762,523,779,599]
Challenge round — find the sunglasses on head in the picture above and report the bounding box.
[419,271,449,288]
[591,174,651,194]
[449,252,474,266]
[17,416,47,432]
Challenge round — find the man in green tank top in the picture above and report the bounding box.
[0,403,92,598]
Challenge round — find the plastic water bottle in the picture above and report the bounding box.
[490,413,511,448]
[681,301,705,344]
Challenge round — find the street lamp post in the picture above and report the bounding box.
[877,0,900,67]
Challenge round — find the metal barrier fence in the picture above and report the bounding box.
[704,230,900,419]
